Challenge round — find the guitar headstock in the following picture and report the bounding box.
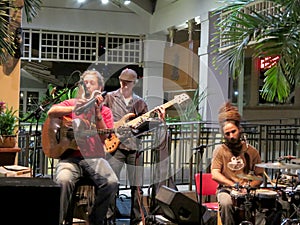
[173,93,190,104]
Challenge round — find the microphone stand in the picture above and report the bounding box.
[192,142,223,225]
[21,86,75,177]
[194,145,206,225]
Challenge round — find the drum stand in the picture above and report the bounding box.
[239,183,255,225]
[281,193,300,224]
[279,172,300,224]
[281,218,300,225]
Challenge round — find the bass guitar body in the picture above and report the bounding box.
[104,93,190,154]
[104,133,121,154]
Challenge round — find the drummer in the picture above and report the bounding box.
[211,101,282,225]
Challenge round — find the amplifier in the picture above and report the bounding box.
[0,177,61,225]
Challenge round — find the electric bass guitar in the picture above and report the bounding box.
[104,93,190,153]
[42,116,128,159]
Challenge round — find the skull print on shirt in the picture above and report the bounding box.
[227,156,244,171]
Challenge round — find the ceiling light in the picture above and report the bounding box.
[101,0,109,4]
[77,0,86,3]
[124,0,131,5]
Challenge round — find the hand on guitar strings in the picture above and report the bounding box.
[153,106,165,121]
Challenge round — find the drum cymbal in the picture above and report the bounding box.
[291,158,300,164]
[237,173,263,181]
[255,162,300,169]
[281,168,299,176]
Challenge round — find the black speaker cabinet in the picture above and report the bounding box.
[156,185,211,225]
[0,177,61,225]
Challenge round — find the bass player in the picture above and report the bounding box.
[47,69,118,225]
[104,68,165,225]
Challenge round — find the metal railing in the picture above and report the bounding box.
[17,119,300,190]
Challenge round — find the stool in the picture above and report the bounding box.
[195,173,222,225]
[64,177,96,225]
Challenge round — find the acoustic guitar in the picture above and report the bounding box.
[42,116,127,159]
[104,93,190,153]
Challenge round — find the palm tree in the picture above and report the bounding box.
[0,0,41,64]
[212,0,300,102]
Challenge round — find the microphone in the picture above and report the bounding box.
[192,145,206,151]
[82,82,90,99]
[75,79,84,86]
[75,91,107,115]
[192,141,223,151]
[75,79,90,98]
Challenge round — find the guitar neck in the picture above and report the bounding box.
[63,128,117,138]
[125,99,177,126]
[84,128,117,136]
[97,128,116,134]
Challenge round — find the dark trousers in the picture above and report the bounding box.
[106,149,145,225]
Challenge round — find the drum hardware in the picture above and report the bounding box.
[291,158,300,164]
[237,173,263,181]
[259,158,300,224]
[256,162,300,170]
[281,218,300,225]
[279,177,300,224]
[279,174,299,187]
[281,186,300,220]
[239,221,253,225]
[281,203,300,225]
[277,155,297,162]
[232,182,257,225]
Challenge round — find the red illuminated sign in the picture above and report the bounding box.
[260,56,280,70]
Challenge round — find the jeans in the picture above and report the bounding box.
[55,157,119,225]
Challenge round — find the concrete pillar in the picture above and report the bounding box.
[198,12,228,122]
[143,33,167,110]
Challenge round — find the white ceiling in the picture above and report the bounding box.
[40,0,178,15]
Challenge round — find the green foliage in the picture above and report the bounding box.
[212,0,300,102]
[182,88,206,122]
[0,0,13,63]
[0,104,18,135]
[23,0,42,23]
[21,84,79,123]
[0,0,41,64]
[166,88,206,123]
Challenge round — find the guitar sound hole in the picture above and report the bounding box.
[56,129,60,143]
[66,129,74,140]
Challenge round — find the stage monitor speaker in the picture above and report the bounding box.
[0,177,61,225]
[155,185,211,225]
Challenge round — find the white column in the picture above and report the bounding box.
[198,12,228,122]
[143,33,167,110]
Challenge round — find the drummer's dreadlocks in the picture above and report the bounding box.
[218,101,246,162]
[218,101,241,130]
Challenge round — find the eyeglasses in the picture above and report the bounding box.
[120,79,134,83]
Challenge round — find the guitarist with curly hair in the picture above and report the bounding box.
[46,69,118,225]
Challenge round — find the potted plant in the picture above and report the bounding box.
[0,101,19,148]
